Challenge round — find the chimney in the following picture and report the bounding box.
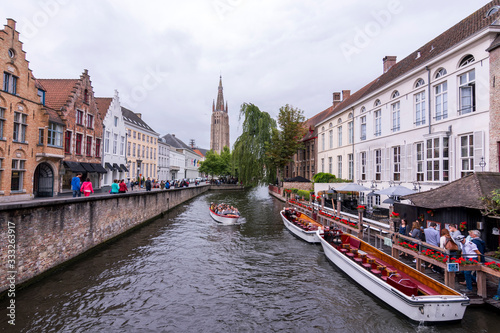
[342,90,351,101]
[333,92,341,107]
[383,56,397,73]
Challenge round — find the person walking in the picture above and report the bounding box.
[457,235,482,292]
[399,219,408,236]
[119,179,128,193]
[71,173,82,197]
[145,177,152,191]
[424,223,440,247]
[469,230,486,263]
[448,223,461,242]
[110,179,119,194]
[80,178,94,197]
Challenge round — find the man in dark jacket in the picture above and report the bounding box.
[145,177,152,191]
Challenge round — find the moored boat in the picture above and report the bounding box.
[316,228,469,323]
[209,204,241,225]
[280,207,322,243]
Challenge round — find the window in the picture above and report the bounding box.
[348,114,354,144]
[120,136,125,155]
[435,81,448,120]
[328,157,332,174]
[374,110,381,136]
[96,139,101,157]
[128,142,131,156]
[3,72,17,94]
[459,54,475,67]
[38,128,44,145]
[337,155,342,178]
[328,130,333,149]
[348,153,353,180]
[392,102,400,132]
[0,107,4,138]
[133,131,136,139]
[435,68,447,78]
[114,116,118,127]
[443,137,449,181]
[460,134,474,177]
[76,110,84,125]
[76,133,83,155]
[321,133,325,151]
[459,70,475,115]
[375,149,382,180]
[13,112,27,143]
[11,159,25,191]
[393,146,401,181]
[321,158,324,173]
[415,78,425,88]
[47,122,63,147]
[86,136,92,156]
[361,152,366,181]
[142,134,145,141]
[338,126,343,146]
[146,147,149,159]
[360,116,366,140]
[142,145,145,158]
[133,143,136,157]
[83,89,89,104]
[426,138,439,181]
[86,114,93,129]
[104,131,110,153]
[374,99,381,107]
[391,91,400,99]
[415,91,426,126]
[65,131,72,154]
[38,89,45,105]
[154,148,156,160]
[416,143,424,181]
[113,134,118,154]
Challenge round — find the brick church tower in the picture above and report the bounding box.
[210,76,230,154]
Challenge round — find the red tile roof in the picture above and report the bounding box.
[95,97,112,115]
[37,79,78,110]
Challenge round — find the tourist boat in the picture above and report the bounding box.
[209,206,241,225]
[316,229,469,323]
[280,207,322,243]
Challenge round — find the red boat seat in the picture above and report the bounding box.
[387,275,418,297]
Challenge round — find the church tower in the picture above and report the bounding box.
[210,76,230,154]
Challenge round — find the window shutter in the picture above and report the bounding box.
[367,149,373,181]
[384,147,390,180]
[356,151,361,180]
[473,131,484,171]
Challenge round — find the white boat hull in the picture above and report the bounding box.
[210,209,240,225]
[280,211,320,243]
[316,230,468,323]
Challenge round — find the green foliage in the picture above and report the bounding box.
[480,189,500,217]
[291,188,299,194]
[266,104,307,182]
[199,147,233,178]
[233,103,276,186]
[296,189,310,201]
[312,172,336,183]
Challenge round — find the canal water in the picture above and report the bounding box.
[2,187,500,332]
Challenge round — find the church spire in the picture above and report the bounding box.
[215,75,225,112]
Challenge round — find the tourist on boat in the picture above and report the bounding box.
[457,235,482,292]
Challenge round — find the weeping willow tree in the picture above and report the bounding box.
[233,103,276,186]
[266,104,307,183]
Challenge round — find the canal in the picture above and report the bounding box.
[2,187,500,332]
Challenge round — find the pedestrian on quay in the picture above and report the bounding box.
[119,179,128,193]
[469,230,486,263]
[457,235,482,292]
[145,177,152,191]
[399,219,408,236]
[80,178,94,197]
[409,221,421,263]
[130,180,135,191]
[110,179,119,194]
[424,222,440,247]
[71,173,82,197]
[448,223,462,243]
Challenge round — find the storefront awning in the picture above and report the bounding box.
[92,163,107,174]
[81,163,96,173]
[120,164,129,172]
[105,162,114,171]
[113,163,123,172]
[63,161,86,173]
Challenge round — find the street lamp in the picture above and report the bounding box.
[479,157,486,171]
[412,181,421,192]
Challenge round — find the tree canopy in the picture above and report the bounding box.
[232,103,276,186]
[198,147,233,178]
[266,104,307,182]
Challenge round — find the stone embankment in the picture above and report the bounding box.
[0,184,243,294]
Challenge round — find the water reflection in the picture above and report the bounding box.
[1,187,499,332]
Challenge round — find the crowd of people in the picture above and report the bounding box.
[210,203,240,216]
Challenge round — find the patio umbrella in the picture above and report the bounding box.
[374,185,416,197]
[382,197,396,204]
[335,183,371,192]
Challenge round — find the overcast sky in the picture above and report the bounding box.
[2,0,493,149]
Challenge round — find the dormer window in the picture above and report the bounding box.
[486,6,500,17]
[459,54,475,68]
[415,79,425,88]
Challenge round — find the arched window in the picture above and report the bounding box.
[415,78,425,88]
[348,113,353,119]
[337,118,342,124]
[329,122,333,128]
[321,126,324,131]
[391,90,400,99]
[374,99,381,107]
[435,68,447,79]
[459,54,475,67]
[360,106,366,113]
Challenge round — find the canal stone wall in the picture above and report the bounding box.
[0,186,214,294]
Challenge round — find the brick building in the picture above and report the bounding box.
[38,70,106,192]
[0,19,65,201]
[210,76,230,154]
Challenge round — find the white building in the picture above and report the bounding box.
[158,138,170,182]
[161,134,199,180]
[96,91,128,188]
[315,3,500,209]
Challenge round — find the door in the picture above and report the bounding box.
[34,163,54,197]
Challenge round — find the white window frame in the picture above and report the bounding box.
[460,134,474,177]
[391,101,400,132]
[374,110,381,136]
[458,70,475,115]
[415,91,426,126]
[435,81,448,120]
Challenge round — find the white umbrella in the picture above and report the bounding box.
[374,185,416,197]
[335,183,371,192]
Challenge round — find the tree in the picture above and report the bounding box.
[233,103,276,186]
[199,148,234,179]
[266,104,307,182]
